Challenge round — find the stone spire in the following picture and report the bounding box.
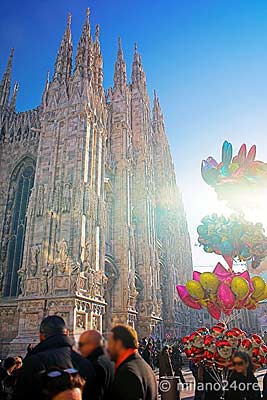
[93,24,104,95]
[0,48,14,108]
[74,8,92,77]
[10,82,19,111]
[153,89,163,123]
[41,70,50,107]
[53,14,72,83]
[131,44,146,92]
[113,37,127,93]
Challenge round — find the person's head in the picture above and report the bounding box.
[39,316,68,342]
[162,346,170,355]
[42,368,85,400]
[108,324,138,362]
[15,356,23,369]
[147,343,153,350]
[78,330,103,358]
[232,351,253,375]
[4,357,16,374]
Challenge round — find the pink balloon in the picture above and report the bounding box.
[176,285,202,310]
[213,263,232,281]
[207,302,221,320]
[193,271,201,281]
[218,283,235,310]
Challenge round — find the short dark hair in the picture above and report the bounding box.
[111,324,138,349]
[4,357,16,370]
[42,369,85,400]
[40,316,67,339]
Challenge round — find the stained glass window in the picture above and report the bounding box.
[3,158,35,297]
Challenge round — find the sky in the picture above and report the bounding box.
[1,0,267,267]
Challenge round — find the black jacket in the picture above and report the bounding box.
[159,351,173,377]
[87,347,114,400]
[12,334,95,400]
[110,352,157,400]
[225,371,261,400]
[142,348,153,367]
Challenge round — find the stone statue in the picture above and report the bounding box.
[40,264,54,295]
[53,185,60,213]
[128,270,135,292]
[58,239,68,262]
[36,185,44,217]
[56,239,70,273]
[17,268,26,296]
[82,241,91,271]
[29,244,41,276]
[71,262,79,292]
[62,183,71,213]
[86,268,96,297]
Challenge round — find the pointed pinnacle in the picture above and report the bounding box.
[95,24,100,39]
[7,48,14,72]
[86,7,90,19]
[46,69,50,83]
[118,37,122,50]
[67,13,72,28]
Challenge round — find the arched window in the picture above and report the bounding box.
[2,157,35,297]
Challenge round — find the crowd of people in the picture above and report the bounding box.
[0,316,185,400]
[2,317,267,400]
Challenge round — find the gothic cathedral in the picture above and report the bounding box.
[0,10,193,357]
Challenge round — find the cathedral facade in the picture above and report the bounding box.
[0,10,192,357]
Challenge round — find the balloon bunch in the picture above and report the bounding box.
[197,213,267,267]
[176,262,267,319]
[182,324,267,370]
[201,141,267,204]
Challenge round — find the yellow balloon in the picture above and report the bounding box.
[251,276,266,300]
[231,277,249,300]
[200,272,219,294]
[186,280,205,300]
[255,283,267,302]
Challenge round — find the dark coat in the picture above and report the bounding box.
[12,334,95,400]
[225,371,261,400]
[171,348,183,372]
[87,346,114,400]
[110,352,157,400]
[142,347,153,367]
[159,351,174,377]
[203,367,223,400]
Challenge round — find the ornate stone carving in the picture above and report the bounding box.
[40,264,54,294]
[62,183,71,213]
[76,313,86,329]
[55,239,70,274]
[29,244,41,277]
[36,185,44,216]
[17,268,27,296]
[82,241,91,271]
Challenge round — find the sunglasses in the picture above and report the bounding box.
[233,361,245,366]
[46,368,78,378]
